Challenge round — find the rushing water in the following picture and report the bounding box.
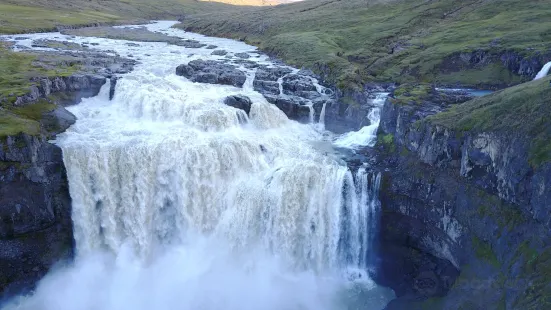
[535,61,551,80]
[1,21,393,310]
[333,93,389,149]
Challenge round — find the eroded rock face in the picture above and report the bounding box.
[372,93,551,310]
[176,60,246,88]
[0,126,74,297]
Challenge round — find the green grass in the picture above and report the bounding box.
[429,76,551,166]
[0,0,237,34]
[180,0,551,89]
[0,113,40,136]
[390,83,432,105]
[0,43,79,137]
[0,4,122,34]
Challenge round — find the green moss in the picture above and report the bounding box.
[0,112,40,136]
[11,101,56,121]
[390,83,432,105]
[472,236,500,268]
[476,192,525,231]
[513,247,551,309]
[378,133,396,153]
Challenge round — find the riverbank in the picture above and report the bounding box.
[179,0,551,90]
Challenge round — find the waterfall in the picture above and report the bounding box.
[334,93,389,149]
[1,21,393,310]
[535,61,551,80]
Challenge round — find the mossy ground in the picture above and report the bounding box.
[390,83,432,105]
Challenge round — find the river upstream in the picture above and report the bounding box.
[1,21,394,310]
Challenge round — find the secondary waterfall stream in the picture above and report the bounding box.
[2,21,393,310]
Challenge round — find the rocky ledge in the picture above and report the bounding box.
[176,60,247,88]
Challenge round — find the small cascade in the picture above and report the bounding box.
[334,93,389,149]
[534,61,551,80]
[319,101,327,127]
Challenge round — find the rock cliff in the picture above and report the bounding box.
[370,78,551,309]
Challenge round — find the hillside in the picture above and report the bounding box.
[0,0,235,34]
[199,0,299,5]
[180,0,551,89]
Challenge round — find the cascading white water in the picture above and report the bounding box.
[1,21,393,310]
[333,93,389,149]
[534,61,551,80]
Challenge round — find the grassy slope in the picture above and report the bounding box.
[0,0,237,34]
[180,0,551,89]
[0,42,77,136]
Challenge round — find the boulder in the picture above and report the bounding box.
[206,45,218,49]
[211,49,228,56]
[223,95,252,115]
[176,60,246,88]
[235,52,250,59]
[263,94,311,123]
[282,74,317,93]
[253,80,280,95]
[178,40,207,48]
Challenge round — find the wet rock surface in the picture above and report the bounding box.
[176,60,246,88]
[223,94,252,115]
[211,49,227,56]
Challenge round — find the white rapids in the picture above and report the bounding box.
[1,21,393,310]
[534,61,551,80]
[333,93,389,149]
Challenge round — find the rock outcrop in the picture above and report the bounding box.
[0,131,74,298]
[369,84,551,309]
[223,94,252,115]
[176,60,246,88]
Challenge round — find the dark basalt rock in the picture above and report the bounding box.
[223,95,252,115]
[12,75,107,106]
[109,77,118,100]
[282,74,317,93]
[0,128,76,298]
[211,49,228,56]
[253,80,280,95]
[263,94,311,123]
[176,60,246,88]
[178,40,207,48]
[255,67,293,82]
[234,52,250,59]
